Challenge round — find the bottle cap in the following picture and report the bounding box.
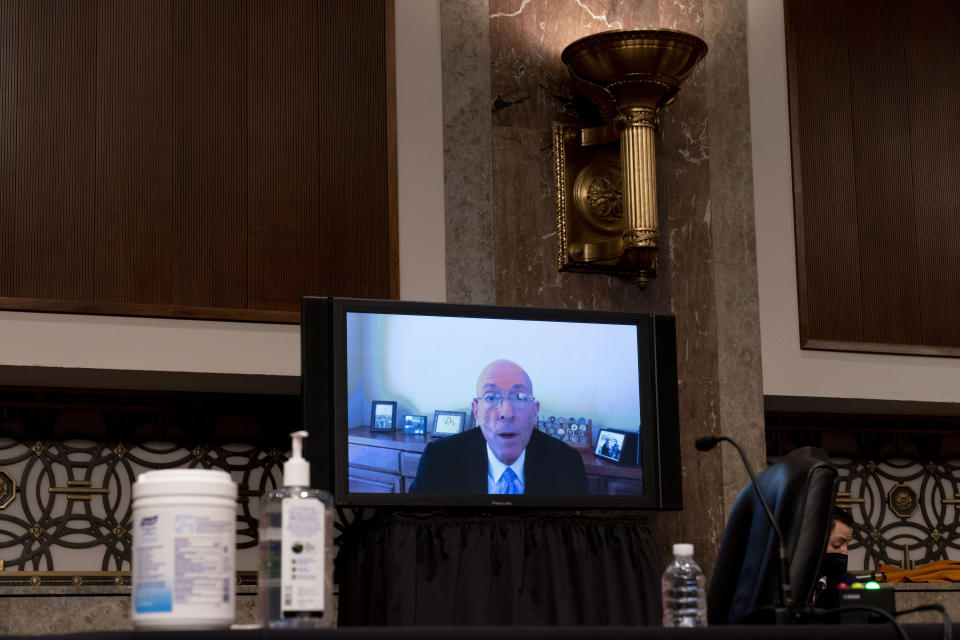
[673,543,694,556]
[284,430,311,487]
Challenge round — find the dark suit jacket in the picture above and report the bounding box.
[409,427,588,494]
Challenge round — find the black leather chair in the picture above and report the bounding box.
[707,446,838,624]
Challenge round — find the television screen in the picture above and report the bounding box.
[301,297,681,509]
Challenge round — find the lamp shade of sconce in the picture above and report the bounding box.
[554,29,707,287]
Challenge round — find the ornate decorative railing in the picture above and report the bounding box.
[0,387,296,575]
[767,413,960,572]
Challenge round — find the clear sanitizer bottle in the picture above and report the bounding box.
[258,430,333,628]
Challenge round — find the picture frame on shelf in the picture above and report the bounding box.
[432,410,466,437]
[594,429,626,463]
[370,400,398,432]
[593,428,640,465]
[403,414,428,435]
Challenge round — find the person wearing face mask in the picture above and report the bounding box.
[812,508,857,608]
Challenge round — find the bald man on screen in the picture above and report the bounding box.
[410,359,588,495]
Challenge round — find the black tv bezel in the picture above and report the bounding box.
[301,296,682,510]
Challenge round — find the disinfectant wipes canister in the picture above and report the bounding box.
[131,469,237,630]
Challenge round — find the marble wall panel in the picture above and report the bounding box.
[648,2,724,574]
[441,0,764,579]
[0,591,258,635]
[702,0,765,519]
[486,0,671,313]
[441,0,496,305]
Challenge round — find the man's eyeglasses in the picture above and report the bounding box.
[475,392,535,407]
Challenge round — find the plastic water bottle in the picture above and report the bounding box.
[662,543,707,627]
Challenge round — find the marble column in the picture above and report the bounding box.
[441,0,496,305]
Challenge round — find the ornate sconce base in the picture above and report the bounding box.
[554,123,656,288]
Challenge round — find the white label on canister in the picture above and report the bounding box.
[133,511,234,615]
[133,513,172,612]
[280,498,325,614]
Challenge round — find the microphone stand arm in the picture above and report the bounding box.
[720,436,793,612]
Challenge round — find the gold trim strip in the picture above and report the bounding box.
[0,571,130,587]
[0,571,258,588]
[49,487,109,494]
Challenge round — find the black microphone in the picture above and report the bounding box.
[695,436,720,451]
[697,435,793,614]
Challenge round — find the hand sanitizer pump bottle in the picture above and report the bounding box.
[258,430,333,628]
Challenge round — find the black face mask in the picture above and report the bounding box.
[821,552,849,583]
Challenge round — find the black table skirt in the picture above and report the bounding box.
[334,511,662,626]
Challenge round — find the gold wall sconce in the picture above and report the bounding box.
[554,29,707,287]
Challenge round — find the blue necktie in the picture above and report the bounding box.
[496,467,521,494]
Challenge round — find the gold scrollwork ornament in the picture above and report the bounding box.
[887,483,918,519]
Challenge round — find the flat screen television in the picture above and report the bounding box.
[301,297,681,509]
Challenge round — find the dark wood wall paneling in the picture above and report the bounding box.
[247,0,321,312]
[174,0,247,311]
[785,0,960,355]
[316,0,397,305]
[0,0,397,323]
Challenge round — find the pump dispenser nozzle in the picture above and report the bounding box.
[284,430,311,488]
